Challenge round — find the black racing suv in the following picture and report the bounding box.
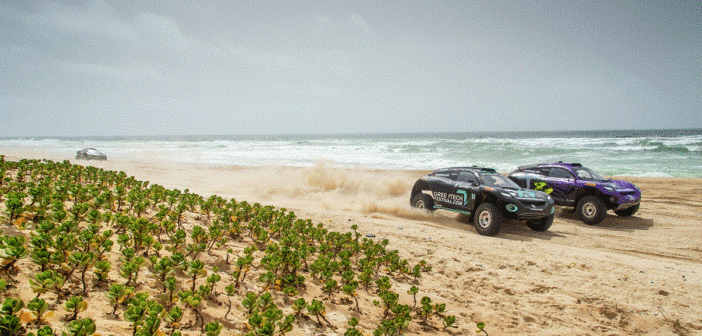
[410,167,555,236]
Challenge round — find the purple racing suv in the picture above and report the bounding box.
[508,162,641,225]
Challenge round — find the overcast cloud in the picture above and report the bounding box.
[1,1,700,136]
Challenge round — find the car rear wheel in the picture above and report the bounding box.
[576,196,606,225]
[411,194,434,211]
[614,203,639,217]
[474,202,503,236]
[526,215,553,231]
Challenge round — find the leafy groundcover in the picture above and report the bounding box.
[0,156,459,336]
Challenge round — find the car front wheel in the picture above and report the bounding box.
[526,215,553,231]
[576,196,606,225]
[411,194,435,211]
[474,202,503,236]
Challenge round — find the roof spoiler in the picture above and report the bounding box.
[516,164,541,170]
[433,166,498,173]
[517,161,582,170]
[555,161,582,166]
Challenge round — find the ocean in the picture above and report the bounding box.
[1,129,701,178]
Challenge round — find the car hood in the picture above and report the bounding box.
[606,179,639,192]
[585,179,638,193]
[498,187,551,201]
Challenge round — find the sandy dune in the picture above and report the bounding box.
[3,149,702,335]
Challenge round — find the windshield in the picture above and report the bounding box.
[480,174,520,189]
[573,167,607,181]
[86,149,102,155]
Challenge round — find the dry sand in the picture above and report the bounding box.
[3,149,702,335]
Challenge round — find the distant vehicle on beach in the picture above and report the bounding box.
[410,166,555,236]
[508,162,641,225]
[75,148,107,160]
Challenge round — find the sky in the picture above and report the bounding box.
[1,1,700,137]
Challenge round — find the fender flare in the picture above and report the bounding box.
[410,180,432,205]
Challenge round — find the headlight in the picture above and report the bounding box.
[501,192,512,198]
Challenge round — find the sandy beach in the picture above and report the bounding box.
[2,149,701,335]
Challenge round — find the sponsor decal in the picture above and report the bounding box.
[456,190,469,206]
[533,182,553,194]
[433,191,465,206]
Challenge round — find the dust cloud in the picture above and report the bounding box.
[246,161,435,221]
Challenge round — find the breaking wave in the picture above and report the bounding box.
[1,129,701,177]
[649,144,690,153]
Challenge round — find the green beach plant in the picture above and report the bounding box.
[291,297,307,319]
[26,297,49,324]
[342,282,360,311]
[0,298,24,336]
[205,271,221,297]
[123,293,149,336]
[4,191,26,224]
[443,315,458,329]
[67,251,95,295]
[163,306,183,333]
[63,296,88,321]
[0,234,29,276]
[202,321,223,336]
[62,317,96,336]
[177,290,204,331]
[187,260,206,292]
[163,276,178,310]
[1,298,24,317]
[93,260,111,284]
[476,321,488,335]
[151,257,174,293]
[120,256,145,287]
[307,299,333,328]
[26,325,54,336]
[345,317,363,336]
[29,270,65,299]
[105,283,134,316]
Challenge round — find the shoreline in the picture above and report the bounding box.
[1,146,700,178]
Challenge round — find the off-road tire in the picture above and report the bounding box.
[614,203,639,217]
[411,194,435,211]
[474,202,504,236]
[526,215,553,231]
[576,196,606,225]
